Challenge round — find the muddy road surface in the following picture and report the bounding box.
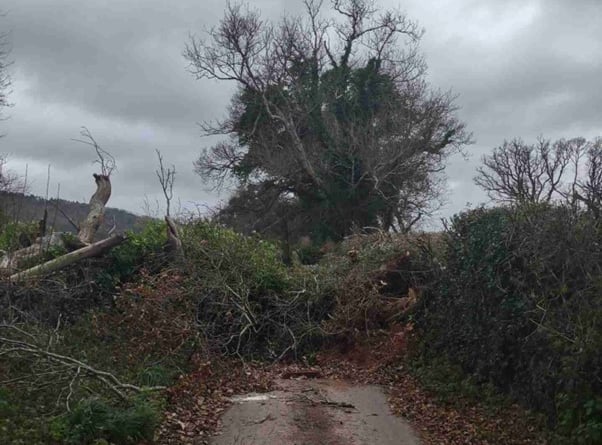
[211,378,420,445]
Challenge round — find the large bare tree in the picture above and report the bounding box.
[185,0,470,240]
[474,138,575,204]
[475,136,602,217]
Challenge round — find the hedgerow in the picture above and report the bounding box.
[415,204,602,443]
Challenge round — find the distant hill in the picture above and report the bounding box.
[0,192,152,237]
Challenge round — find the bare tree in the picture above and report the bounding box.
[154,149,182,258]
[573,138,602,218]
[0,129,125,280]
[475,137,602,217]
[0,13,12,128]
[185,0,470,239]
[155,149,176,217]
[72,128,116,244]
[474,138,576,204]
[0,155,22,194]
[73,127,116,177]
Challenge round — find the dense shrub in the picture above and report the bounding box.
[0,220,39,252]
[50,397,158,445]
[0,386,53,445]
[99,219,167,287]
[415,204,602,443]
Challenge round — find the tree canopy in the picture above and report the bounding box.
[186,0,470,241]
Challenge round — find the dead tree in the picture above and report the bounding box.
[73,127,115,244]
[154,149,182,259]
[77,173,112,244]
[155,149,175,218]
[165,216,183,260]
[573,138,602,218]
[0,20,12,128]
[8,234,125,282]
[1,128,124,280]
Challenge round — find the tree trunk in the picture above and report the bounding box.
[165,216,183,260]
[78,173,111,244]
[9,234,126,282]
[0,233,68,273]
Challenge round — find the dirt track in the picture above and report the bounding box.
[211,378,420,445]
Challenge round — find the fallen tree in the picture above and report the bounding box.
[9,234,126,282]
[0,128,122,281]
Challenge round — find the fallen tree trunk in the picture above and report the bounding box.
[1,173,112,276]
[9,234,126,282]
[0,233,78,273]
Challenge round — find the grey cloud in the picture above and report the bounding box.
[0,0,600,224]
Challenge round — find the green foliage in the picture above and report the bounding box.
[0,220,38,251]
[409,355,511,410]
[181,220,329,358]
[557,394,602,444]
[99,219,167,287]
[182,221,288,293]
[0,388,11,417]
[293,241,324,265]
[50,397,158,445]
[0,387,54,445]
[137,365,175,388]
[415,204,602,442]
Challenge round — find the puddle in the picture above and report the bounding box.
[229,393,278,403]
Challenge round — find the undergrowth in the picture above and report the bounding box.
[1,210,600,444]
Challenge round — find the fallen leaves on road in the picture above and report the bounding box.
[156,323,551,444]
[155,359,276,444]
[314,325,550,445]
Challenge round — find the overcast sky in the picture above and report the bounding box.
[1,0,600,224]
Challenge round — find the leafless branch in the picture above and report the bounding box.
[155,149,176,217]
[475,136,602,216]
[72,127,116,177]
[0,325,165,403]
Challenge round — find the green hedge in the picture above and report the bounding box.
[415,204,602,443]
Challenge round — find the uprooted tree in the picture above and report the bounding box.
[185,0,470,241]
[0,128,126,281]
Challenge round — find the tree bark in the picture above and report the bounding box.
[9,234,125,282]
[0,233,69,273]
[165,216,183,260]
[78,173,112,244]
